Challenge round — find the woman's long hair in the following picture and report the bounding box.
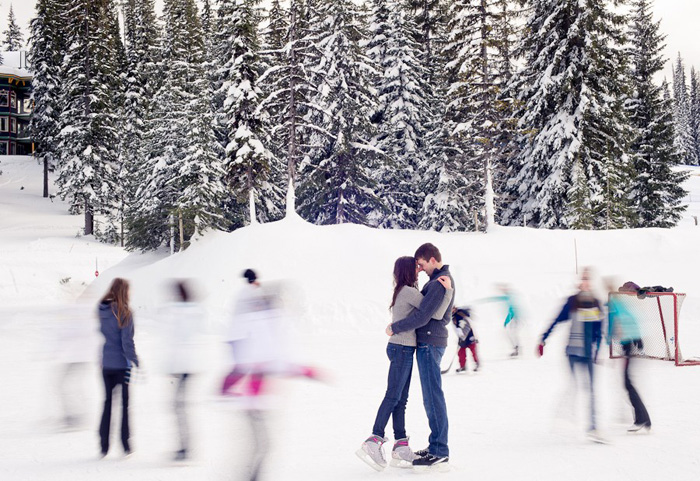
[391,256,418,309]
[101,278,132,328]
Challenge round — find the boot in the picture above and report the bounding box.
[390,437,417,468]
[356,435,387,471]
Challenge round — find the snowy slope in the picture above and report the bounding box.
[1,156,700,480]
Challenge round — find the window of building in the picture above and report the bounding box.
[10,142,16,155]
[0,91,8,107]
[10,118,16,134]
[0,142,7,155]
[23,99,32,113]
[10,92,16,110]
[0,117,7,132]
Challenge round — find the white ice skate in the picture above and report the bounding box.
[390,437,417,468]
[586,429,610,444]
[356,435,387,471]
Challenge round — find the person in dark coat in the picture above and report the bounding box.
[452,307,480,372]
[98,278,139,457]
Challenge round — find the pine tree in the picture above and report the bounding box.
[440,0,518,231]
[259,0,323,216]
[3,4,25,51]
[689,68,700,164]
[55,0,124,237]
[130,0,224,251]
[365,0,429,228]
[297,0,382,225]
[212,0,282,227]
[626,0,688,227]
[121,0,163,248]
[501,0,634,229]
[28,0,65,197]
[672,54,697,165]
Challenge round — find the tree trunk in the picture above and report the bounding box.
[84,200,93,235]
[179,211,184,252]
[170,213,175,255]
[43,157,48,198]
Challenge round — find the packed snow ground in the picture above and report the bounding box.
[1,155,699,480]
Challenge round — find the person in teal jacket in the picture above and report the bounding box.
[605,279,651,433]
[476,284,521,357]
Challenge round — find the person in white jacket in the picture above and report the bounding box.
[160,280,206,461]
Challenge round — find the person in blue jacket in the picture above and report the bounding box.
[605,278,651,433]
[98,278,139,457]
[537,268,604,442]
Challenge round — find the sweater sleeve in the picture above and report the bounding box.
[391,281,446,334]
[541,298,572,343]
[121,318,139,368]
[404,287,424,309]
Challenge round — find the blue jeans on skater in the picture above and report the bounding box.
[372,343,415,439]
[416,342,449,457]
[568,354,596,431]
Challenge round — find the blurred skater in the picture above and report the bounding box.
[53,302,99,430]
[605,278,651,433]
[452,307,480,373]
[537,268,604,442]
[222,269,318,480]
[98,278,139,457]
[357,257,452,471]
[475,285,521,357]
[160,280,206,461]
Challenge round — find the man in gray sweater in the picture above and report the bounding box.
[386,243,454,469]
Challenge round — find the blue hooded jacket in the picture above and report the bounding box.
[99,301,139,369]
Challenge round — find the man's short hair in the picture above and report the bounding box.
[415,243,441,263]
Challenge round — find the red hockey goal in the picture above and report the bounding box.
[609,292,700,366]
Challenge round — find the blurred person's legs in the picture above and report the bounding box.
[468,344,480,370]
[623,344,651,429]
[247,409,269,481]
[568,355,596,432]
[457,347,467,371]
[416,343,448,458]
[507,320,519,356]
[371,344,414,440]
[174,373,190,459]
[59,362,87,428]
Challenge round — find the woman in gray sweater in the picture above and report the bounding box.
[356,256,452,471]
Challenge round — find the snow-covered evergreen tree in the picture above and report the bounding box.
[672,54,697,165]
[626,0,687,227]
[212,0,282,227]
[121,0,163,248]
[365,0,429,228]
[439,0,518,231]
[55,0,124,237]
[501,0,634,229]
[297,0,383,225]
[259,0,323,216]
[128,0,224,251]
[28,0,65,197]
[689,67,700,164]
[2,4,25,51]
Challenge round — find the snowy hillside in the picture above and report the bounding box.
[1,155,700,480]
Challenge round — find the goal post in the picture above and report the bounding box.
[608,292,700,366]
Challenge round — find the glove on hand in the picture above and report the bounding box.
[537,343,545,357]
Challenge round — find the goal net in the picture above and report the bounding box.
[608,292,700,366]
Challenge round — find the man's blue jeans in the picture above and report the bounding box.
[568,354,596,431]
[416,342,449,457]
[372,343,415,439]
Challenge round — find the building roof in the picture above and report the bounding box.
[0,51,31,79]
